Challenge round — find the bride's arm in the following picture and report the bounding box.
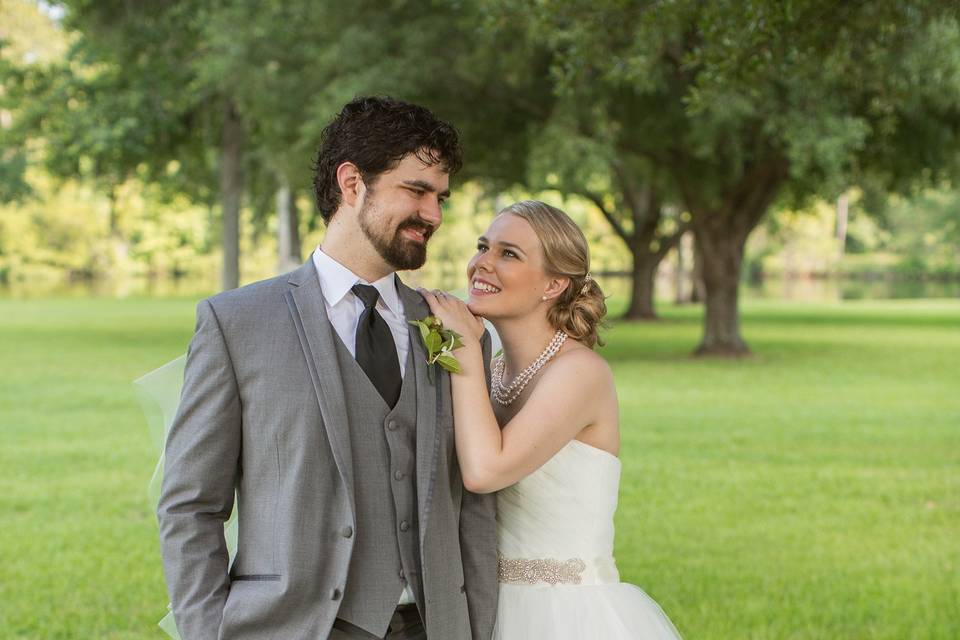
[421,290,614,493]
[448,342,613,493]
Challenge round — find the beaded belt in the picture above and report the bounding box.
[497,553,587,586]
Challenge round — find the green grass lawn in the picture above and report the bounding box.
[1,295,957,639]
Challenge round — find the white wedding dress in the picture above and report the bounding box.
[493,439,682,639]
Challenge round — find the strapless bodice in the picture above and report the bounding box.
[496,439,622,586]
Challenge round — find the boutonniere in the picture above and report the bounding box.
[409,315,464,380]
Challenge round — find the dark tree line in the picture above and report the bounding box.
[3,0,958,355]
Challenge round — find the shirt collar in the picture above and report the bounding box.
[312,248,403,317]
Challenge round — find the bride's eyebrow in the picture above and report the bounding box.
[500,242,526,256]
[478,236,526,257]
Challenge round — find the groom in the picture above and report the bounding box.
[158,96,498,640]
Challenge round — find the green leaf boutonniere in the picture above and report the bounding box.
[409,315,465,380]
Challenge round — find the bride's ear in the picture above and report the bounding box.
[542,276,570,303]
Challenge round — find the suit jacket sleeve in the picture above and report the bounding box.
[459,330,499,640]
[157,299,241,640]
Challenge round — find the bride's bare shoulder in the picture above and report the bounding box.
[549,342,614,388]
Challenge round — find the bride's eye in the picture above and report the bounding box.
[503,249,518,258]
[476,243,488,252]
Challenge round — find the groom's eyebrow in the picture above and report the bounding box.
[401,179,450,199]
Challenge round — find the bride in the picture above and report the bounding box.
[419,200,682,639]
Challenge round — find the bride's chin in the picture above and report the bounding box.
[467,297,498,316]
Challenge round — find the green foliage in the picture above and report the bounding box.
[0,172,219,280]
[2,0,960,297]
[491,0,960,208]
[883,187,960,276]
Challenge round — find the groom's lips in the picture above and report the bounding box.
[402,228,427,243]
[400,223,433,244]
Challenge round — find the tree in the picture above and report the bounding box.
[435,6,688,320]
[492,0,960,355]
[9,1,526,288]
[523,109,691,320]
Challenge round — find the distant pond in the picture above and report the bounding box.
[1,272,958,302]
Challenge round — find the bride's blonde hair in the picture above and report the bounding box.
[498,200,607,348]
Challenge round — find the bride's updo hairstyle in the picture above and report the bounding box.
[500,200,608,348]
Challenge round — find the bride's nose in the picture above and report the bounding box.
[472,252,494,273]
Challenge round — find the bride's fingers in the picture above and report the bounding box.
[417,288,442,315]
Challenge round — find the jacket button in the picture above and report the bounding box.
[331,587,342,600]
[394,470,404,481]
[341,526,353,538]
[386,420,398,431]
[399,520,410,532]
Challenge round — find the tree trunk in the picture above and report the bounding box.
[690,233,705,303]
[107,184,120,238]
[693,221,750,356]
[220,100,243,291]
[623,247,660,320]
[678,153,786,356]
[106,183,129,267]
[276,175,301,273]
[673,230,686,304]
[836,191,849,261]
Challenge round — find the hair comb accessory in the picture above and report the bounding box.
[580,273,593,295]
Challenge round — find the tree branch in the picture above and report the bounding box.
[655,221,692,261]
[581,189,632,243]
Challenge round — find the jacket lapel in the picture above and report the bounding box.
[284,260,356,519]
[396,279,442,545]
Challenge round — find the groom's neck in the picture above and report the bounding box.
[321,221,394,283]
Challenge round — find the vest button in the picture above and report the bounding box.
[387,420,398,431]
[394,470,404,481]
[331,587,342,600]
[341,525,353,538]
[399,520,410,532]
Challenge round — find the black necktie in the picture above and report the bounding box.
[352,284,402,407]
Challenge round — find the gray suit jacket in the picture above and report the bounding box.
[157,260,498,639]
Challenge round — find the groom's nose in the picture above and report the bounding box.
[419,197,443,228]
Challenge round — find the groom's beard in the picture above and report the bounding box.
[359,198,434,271]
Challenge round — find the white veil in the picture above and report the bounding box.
[134,356,238,639]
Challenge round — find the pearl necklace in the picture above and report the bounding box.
[491,330,568,406]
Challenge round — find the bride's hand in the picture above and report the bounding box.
[417,288,486,346]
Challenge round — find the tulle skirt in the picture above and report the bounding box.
[493,582,682,639]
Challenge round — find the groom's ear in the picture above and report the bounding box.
[542,276,570,302]
[335,161,364,208]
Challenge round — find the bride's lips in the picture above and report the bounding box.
[470,278,501,296]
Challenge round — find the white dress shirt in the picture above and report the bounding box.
[312,248,409,376]
[311,248,416,605]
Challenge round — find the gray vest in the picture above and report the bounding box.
[332,334,423,636]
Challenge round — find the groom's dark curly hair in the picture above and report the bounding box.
[312,95,463,224]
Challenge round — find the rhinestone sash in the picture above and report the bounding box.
[497,553,587,586]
